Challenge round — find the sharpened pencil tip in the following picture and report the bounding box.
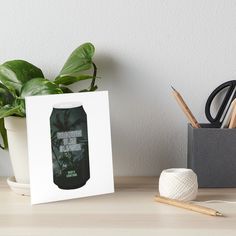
[171,86,176,91]
[216,212,223,216]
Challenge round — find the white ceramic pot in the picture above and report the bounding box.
[4,117,29,184]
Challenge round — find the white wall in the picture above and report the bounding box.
[1,0,236,176]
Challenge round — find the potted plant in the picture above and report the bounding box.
[0,42,98,185]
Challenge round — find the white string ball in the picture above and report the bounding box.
[159,168,198,201]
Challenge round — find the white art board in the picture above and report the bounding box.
[25,91,114,204]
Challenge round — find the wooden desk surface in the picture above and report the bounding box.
[0,176,236,236]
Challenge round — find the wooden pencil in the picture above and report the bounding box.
[155,196,223,217]
[171,86,201,128]
[229,100,236,128]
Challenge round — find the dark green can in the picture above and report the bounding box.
[50,102,90,189]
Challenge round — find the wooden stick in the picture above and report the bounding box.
[229,100,236,128]
[221,99,236,128]
[155,196,223,217]
[171,86,201,128]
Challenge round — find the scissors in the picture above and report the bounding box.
[205,80,236,127]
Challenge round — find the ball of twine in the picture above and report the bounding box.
[159,168,198,201]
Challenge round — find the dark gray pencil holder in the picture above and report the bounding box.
[187,123,236,188]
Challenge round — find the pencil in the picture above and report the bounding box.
[155,196,223,217]
[229,100,236,128]
[171,86,201,128]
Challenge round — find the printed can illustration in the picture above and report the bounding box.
[50,102,90,189]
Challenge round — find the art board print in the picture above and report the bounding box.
[26,91,114,204]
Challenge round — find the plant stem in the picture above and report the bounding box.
[89,62,97,91]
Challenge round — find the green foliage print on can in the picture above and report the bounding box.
[50,102,90,189]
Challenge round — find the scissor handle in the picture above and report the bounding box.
[205,80,236,125]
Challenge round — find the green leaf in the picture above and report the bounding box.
[0,118,8,149]
[20,78,63,98]
[60,87,73,93]
[0,86,25,149]
[0,60,44,95]
[60,42,95,76]
[0,98,26,149]
[79,85,98,93]
[14,98,26,116]
[0,83,15,107]
[0,105,24,119]
[54,74,94,86]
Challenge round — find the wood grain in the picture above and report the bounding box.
[155,195,222,216]
[172,87,201,128]
[0,177,236,236]
[229,100,236,128]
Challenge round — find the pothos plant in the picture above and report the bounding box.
[0,42,98,149]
